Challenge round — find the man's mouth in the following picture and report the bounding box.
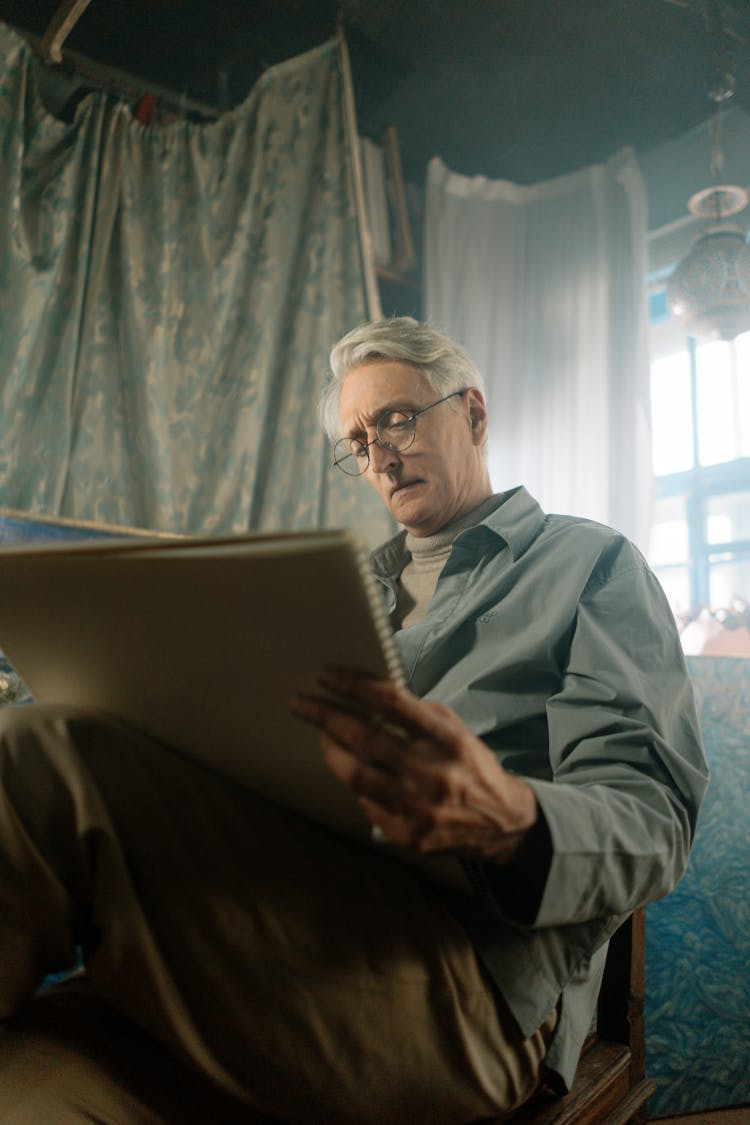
[391,479,423,498]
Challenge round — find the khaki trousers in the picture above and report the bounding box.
[0,705,555,1124]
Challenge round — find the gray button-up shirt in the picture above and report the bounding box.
[371,486,708,1089]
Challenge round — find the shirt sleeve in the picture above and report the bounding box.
[472,537,709,930]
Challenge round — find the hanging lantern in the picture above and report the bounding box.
[666,17,750,346]
[666,185,750,342]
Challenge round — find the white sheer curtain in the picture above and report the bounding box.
[424,149,652,549]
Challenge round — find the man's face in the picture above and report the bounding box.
[337,360,490,536]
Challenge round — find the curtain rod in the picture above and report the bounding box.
[20,28,221,120]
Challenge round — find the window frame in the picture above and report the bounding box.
[648,297,750,615]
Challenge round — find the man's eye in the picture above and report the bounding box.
[381,412,412,430]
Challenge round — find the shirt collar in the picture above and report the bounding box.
[474,485,545,560]
[371,485,546,580]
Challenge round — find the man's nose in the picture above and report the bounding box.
[368,439,400,474]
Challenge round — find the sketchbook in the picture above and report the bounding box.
[0,528,469,892]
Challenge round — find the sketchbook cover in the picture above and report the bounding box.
[0,530,469,891]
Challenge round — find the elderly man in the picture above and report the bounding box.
[0,318,707,1124]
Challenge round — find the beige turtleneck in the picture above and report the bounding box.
[393,493,505,630]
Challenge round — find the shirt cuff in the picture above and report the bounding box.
[462,808,553,926]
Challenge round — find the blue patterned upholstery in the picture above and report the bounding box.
[645,655,750,1115]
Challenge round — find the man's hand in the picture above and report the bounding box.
[290,668,538,864]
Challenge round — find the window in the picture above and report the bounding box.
[647,295,750,624]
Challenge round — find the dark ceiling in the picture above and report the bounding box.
[2,0,749,185]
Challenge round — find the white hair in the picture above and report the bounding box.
[319,317,485,442]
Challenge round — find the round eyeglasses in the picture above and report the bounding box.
[333,390,466,476]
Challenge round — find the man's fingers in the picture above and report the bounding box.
[317,669,460,745]
[290,692,407,770]
[291,679,526,860]
[321,735,405,808]
[359,797,437,852]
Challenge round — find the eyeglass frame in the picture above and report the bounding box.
[332,389,467,476]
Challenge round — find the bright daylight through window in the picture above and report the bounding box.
[648,308,750,649]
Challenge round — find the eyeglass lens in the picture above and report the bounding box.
[332,391,465,475]
[333,411,415,475]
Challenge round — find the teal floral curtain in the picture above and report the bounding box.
[0,24,393,548]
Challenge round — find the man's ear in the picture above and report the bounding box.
[466,388,489,446]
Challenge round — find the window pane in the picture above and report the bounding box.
[649,496,688,565]
[695,339,734,465]
[736,332,750,459]
[705,491,750,545]
[695,334,750,466]
[708,556,750,610]
[650,353,694,475]
[653,566,691,623]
